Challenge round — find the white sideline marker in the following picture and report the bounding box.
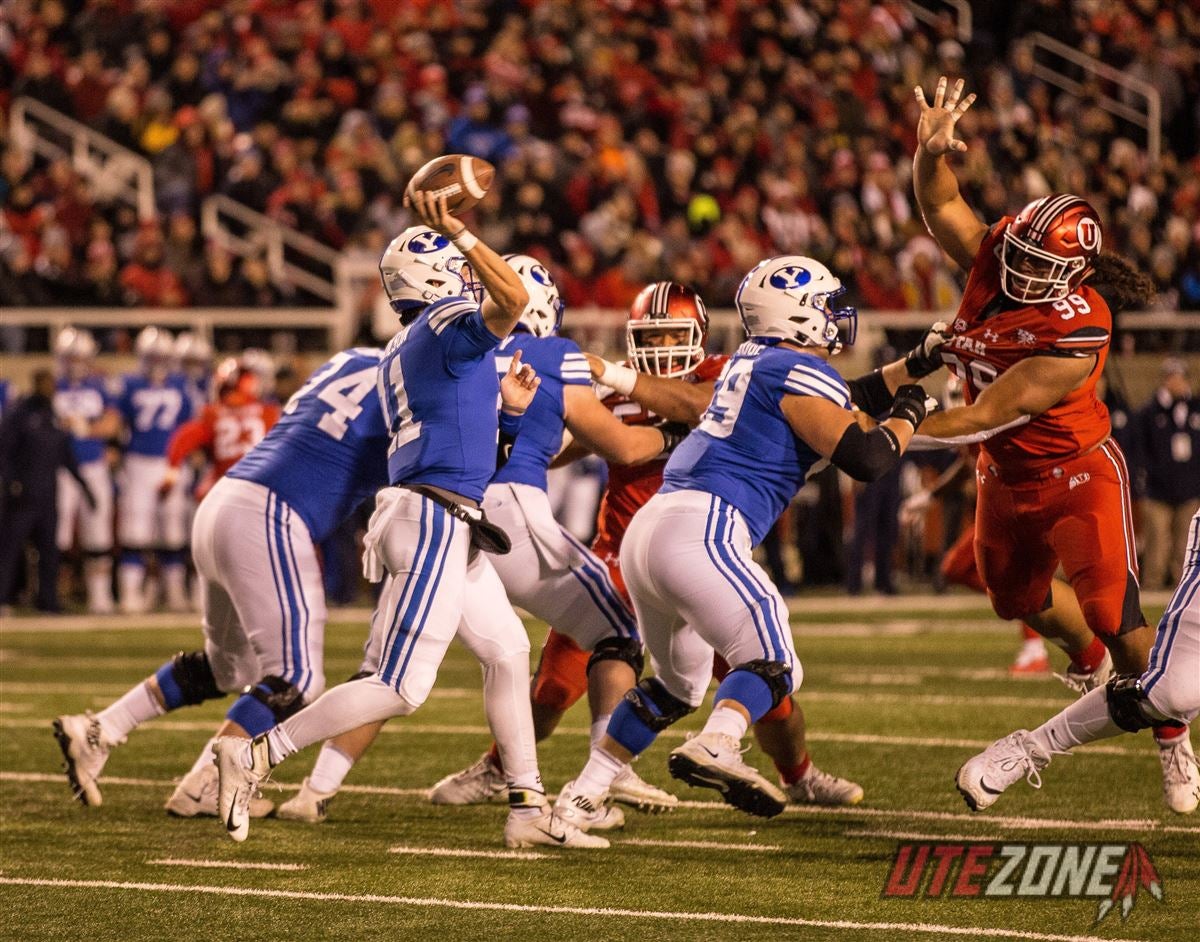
[150,858,307,871]
[0,877,1145,942]
[388,845,547,861]
[618,838,781,853]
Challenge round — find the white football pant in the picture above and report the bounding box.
[1141,510,1200,723]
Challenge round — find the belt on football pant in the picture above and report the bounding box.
[403,485,512,556]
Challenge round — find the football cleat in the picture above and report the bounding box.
[785,762,864,806]
[506,790,609,849]
[277,777,337,823]
[165,763,274,819]
[1056,649,1113,695]
[429,752,507,805]
[52,712,113,807]
[609,764,678,813]
[668,732,786,818]
[553,780,626,832]
[213,735,271,842]
[956,730,1051,812]
[1157,733,1200,815]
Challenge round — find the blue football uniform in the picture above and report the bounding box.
[491,332,591,491]
[228,348,391,543]
[378,296,506,501]
[662,339,851,545]
[0,379,10,420]
[183,373,211,414]
[54,377,114,465]
[115,373,193,457]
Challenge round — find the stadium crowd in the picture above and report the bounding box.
[1,0,1198,337]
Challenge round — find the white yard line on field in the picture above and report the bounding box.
[617,838,781,852]
[149,858,307,871]
[0,718,1149,756]
[7,771,1196,837]
[845,828,1008,842]
[0,877,1146,942]
[387,845,548,861]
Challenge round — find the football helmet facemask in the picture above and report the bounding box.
[626,282,708,376]
[735,256,856,353]
[1000,195,1103,304]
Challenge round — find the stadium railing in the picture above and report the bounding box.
[906,0,972,44]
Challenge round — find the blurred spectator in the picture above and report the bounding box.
[1134,358,1200,589]
[118,226,188,307]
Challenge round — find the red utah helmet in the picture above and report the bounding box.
[1000,194,1103,304]
[626,282,709,376]
[214,356,263,405]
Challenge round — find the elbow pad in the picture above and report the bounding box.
[846,370,895,416]
[831,424,902,482]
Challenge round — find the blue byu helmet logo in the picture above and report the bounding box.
[407,231,451,253]
[530,264,552,286]
[769,266,812,290]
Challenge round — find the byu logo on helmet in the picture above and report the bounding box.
[769,266,812,290]
[530,264,552,286]
[407,231,451,253]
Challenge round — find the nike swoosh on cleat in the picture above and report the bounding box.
[534,827,567,845]
[225,791,240,832]
[700,747,721,759]
[979,778,1005,795]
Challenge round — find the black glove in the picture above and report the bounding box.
[904,321,952,378]
[889,384,930,430]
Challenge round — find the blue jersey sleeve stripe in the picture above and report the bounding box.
[428,300,479,335]
[787,364,846,396]
[784,378,849,404]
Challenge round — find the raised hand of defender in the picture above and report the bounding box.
[500,348,541,415]
[405,187,464,240]
[914,76,977,157]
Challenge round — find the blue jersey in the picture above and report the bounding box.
[662,340,851,545]
[378,296,506,502]
[54,376,114,464]
[115,373,193,457]
[0,379,9,420]
[229,348,391,542]
[491,332,591,491]
[183,374,211,414]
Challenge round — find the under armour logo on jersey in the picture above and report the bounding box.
[768,266,812,290]
[983,329,1000,343]
[530,264,552,286]
[407,231,451,253]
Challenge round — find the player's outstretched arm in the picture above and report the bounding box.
[406,188,528,336]
[782,387,928,482]
[563,384,673,465]
[913,76,988,271]
[583,353,715,424]
[919,354,1096,439]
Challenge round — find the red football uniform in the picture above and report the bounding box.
[167,400,280,500]
[950,220,1141,635]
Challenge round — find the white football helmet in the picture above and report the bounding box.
[504,253,563,337]
[240,348,276,396]
[735,256,857,353]
[379,226,477,320]
[54,327,98,381]
[135,326,175,372]
[174,331,213,371]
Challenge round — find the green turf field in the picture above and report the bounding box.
[2,601,1197,941]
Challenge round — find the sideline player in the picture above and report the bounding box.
[113,327,194,613]
[553,255,932,821]
[958,510,1199,814]
[174,332,214,415]
[214,191,606,849]
[909,75,1196,810]
[52,328,121,614]
[278,258,675,827]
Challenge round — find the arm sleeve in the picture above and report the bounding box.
[428,298,504,376]
[166,417,212,467]
[846,369,895,416]
[830,423,903,482]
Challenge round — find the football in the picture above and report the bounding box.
[404,154,495,214]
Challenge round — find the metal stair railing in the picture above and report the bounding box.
[906,0,972,43]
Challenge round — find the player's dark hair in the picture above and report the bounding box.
[1087,253,1155,313]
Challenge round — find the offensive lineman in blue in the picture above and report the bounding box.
[215,190,607,849]
[559,255,935,819]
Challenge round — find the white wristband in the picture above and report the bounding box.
[450,228,478,253]
[597,360,637,397]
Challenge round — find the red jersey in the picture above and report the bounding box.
[167,400,280,499]
[592,354,728,552]
[946,218,1112,473]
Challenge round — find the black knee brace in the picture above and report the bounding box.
[1105,674,1157,733]
[587,636,644,678]
[246,675,306,724]
[170,651,223,705]
[733,658,792,709]
[624,677,695,732]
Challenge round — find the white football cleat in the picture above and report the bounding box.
[784,762,864,806]
[277,777,337,823]
[956,730,1051,812]
[553,780,626,832]
[1157,733,1199,815]
[52,712,113,807]
[1057,649,1113,695]
[213,735,271,842]
[165,763,274,819]
[505,791,609,849]
[429,752,507,805]
[609,764,678,813]
[668,732,786,818]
